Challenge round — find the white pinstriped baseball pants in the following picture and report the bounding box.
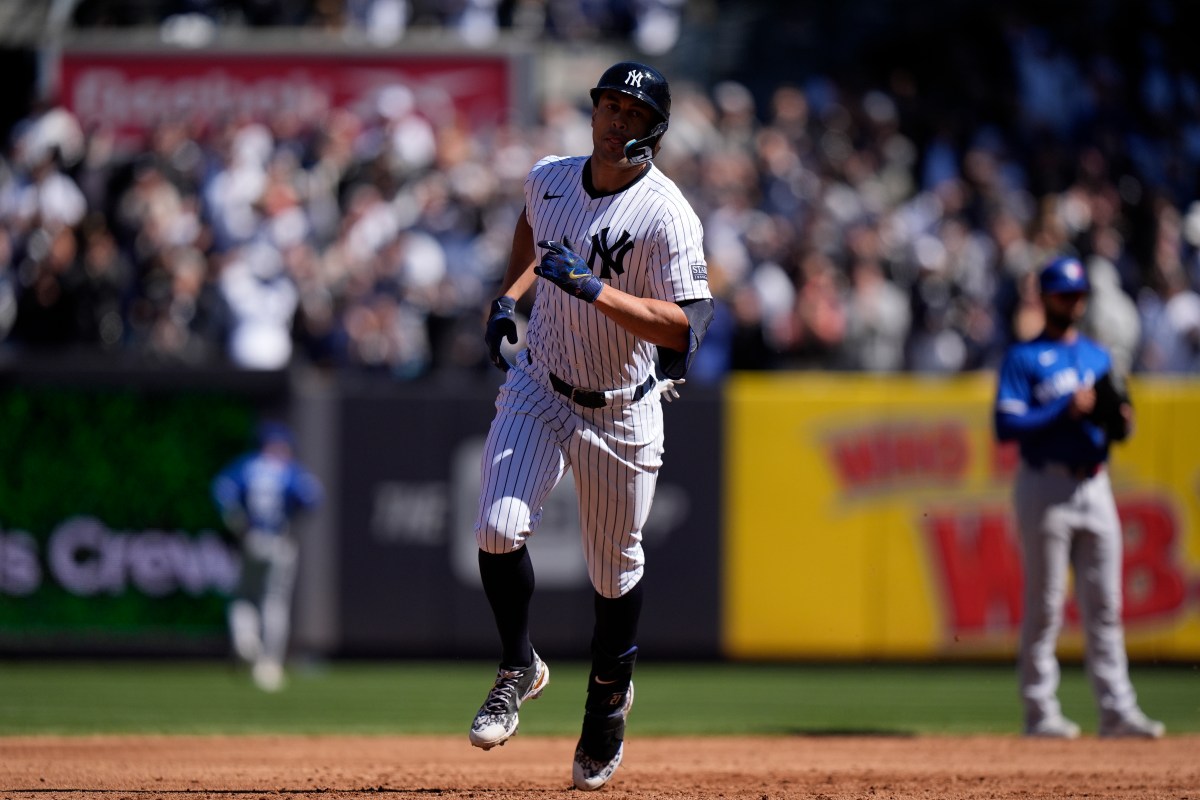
[474,353,665,599]
[1013,462,1140,725]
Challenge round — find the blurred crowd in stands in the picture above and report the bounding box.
[2,2,1199,382]
[67,0,688,54]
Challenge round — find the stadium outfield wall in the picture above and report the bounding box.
[1,366,1196,662]
[725,373,1200,662]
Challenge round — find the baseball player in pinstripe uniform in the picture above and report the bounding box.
[994,256,1164,739]
[468,61,714,789]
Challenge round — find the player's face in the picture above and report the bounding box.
[591,90,657,166]
[1043,290,1088,328]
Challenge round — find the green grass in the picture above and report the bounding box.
[0,661,1196,737]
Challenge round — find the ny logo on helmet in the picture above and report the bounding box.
[625,70,646,88]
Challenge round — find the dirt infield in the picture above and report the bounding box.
[1,734,1197,799]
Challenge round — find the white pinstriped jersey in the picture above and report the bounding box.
[473,154,710,597]
[523,155,711,391]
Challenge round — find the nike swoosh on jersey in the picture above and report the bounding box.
[543,192,562,199]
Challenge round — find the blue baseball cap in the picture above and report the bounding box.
[1038,256,1090,295]
[256,421,295,448]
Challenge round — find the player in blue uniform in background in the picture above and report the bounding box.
[212,421,323,692]
[994,257,1164,739]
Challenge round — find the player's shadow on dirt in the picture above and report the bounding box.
[784,728,917,737]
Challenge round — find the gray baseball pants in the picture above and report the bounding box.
[1013,462,1140,726]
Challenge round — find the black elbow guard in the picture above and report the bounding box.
[658,298,715,380]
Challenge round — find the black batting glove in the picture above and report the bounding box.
[534,240,604,303]
[484,296,518,372]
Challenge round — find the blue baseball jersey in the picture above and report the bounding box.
[994,333,1114,467]
[212,452,322,534]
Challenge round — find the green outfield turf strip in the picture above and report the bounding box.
[0,661,1195,737]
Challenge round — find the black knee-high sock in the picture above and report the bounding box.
[592,581,644,667]
[585,583,642,731]
[479,547,535,668]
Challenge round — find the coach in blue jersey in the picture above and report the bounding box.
[212,421,323,692]
[469,61,715,789]
[994,257,1163,739]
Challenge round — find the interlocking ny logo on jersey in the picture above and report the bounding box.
[625,69,646,88]
[588,227,634,278]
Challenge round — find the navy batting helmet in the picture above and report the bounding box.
[590,61,671,122]
[590,61,671,164]
[1038,256,1090,295]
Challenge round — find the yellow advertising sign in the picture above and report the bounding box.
[723,373,1200,661]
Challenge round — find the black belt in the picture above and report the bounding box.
[548,372,656,408]
[1028,460,1103,479]
[1066,463,1103,479]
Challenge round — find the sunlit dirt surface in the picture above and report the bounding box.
[2,734,1197,799]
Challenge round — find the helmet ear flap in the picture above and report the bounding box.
[623,121,669,165]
